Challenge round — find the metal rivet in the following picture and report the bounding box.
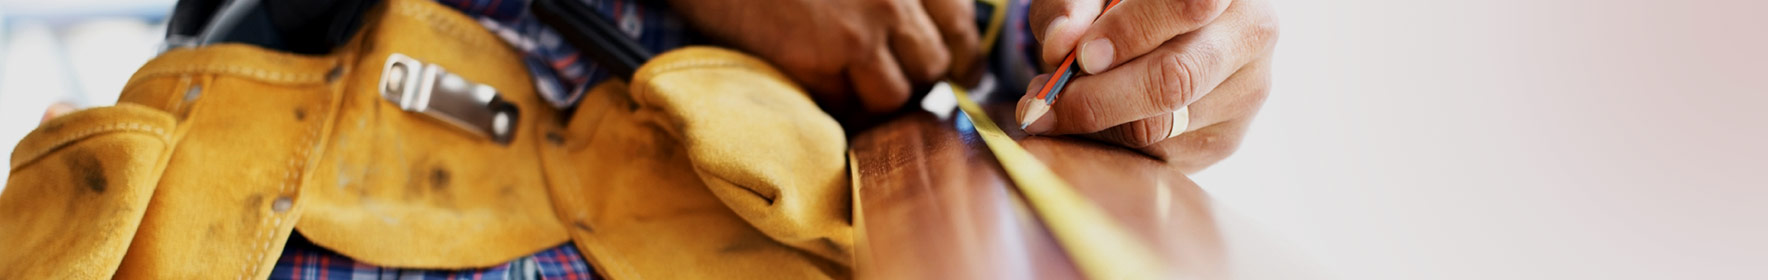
[183,85,202,101]
[492,111,511,137]
[271,197,292,212]
[325,66,344,83]
[385,63,408,94]
[545,132,565,146]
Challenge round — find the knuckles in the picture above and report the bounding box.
[1246,13,1282,53]
[905,42,953,83]
[1121,117,1173,148]
[1027,0,1073,33]
[1072,92,1115,133]
[790,19,875,82]
[1184,0,1228,24]
[860,0,906,24]
[1151,51,1202,113]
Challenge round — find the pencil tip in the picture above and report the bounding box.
[1019,100,1049,132]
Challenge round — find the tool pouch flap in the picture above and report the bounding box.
[629,47,854,266]
[534,46,853,279]
[290,0,568,269]
[0,104,176,278]
[0,0,567,277]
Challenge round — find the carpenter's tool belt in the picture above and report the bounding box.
[0,0,1185,279]
[0,0,852,278]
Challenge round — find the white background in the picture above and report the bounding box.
[1194,0,1768,279]
[0,0,170,184]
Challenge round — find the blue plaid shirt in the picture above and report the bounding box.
[271,233,595,280]
[443,0,695,108]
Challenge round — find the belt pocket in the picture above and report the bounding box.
[0,104,175,278]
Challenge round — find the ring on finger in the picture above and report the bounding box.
[1166,106,1191,139]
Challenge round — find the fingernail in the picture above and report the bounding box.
[1015,96,1029,122]
[1044,16,1069,42]
[1078,38,1114,74]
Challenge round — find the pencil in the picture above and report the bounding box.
[1021,0,1124,130]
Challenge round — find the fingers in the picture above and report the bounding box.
[1140,61,1267,173]
[1147,116,1254,174]
[885,0,953,83]
[1173,57,1270,136]
[1082,57,1271,150]
[850,47,914,113]
[41,102,78,124]
[1023,0,1278,135]
[1074,0,1229,74]
[1082,109,1187,149]
[1025,30,1227,135]
[1030,0,1105,69]
[844,0,958,115]
[1015,74,1053,124]
[921,0,983,82]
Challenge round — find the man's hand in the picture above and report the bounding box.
[669,0,982,118]
[1020,0,1278,173]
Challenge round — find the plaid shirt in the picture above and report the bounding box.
[270,234,595,280]
[442,0,695,108]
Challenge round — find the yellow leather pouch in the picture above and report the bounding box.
[0,0,851,278]
[0,105,175,278]
[535,47,852,279]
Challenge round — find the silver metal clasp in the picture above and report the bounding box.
[380,53,519,144]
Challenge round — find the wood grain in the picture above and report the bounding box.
[851,103,1227,279]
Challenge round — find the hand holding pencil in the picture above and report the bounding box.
[1016,0,1279,172]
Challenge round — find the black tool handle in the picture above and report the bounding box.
[531,0,652,80]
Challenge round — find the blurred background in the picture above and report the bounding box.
[1,0,1764,279]
[1195,0,1768,279]
[0,0,171,185]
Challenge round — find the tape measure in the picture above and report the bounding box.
[948,82,1165,279]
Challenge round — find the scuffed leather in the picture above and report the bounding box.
[0,0,852,278]
[295,0,569,269]
[111,42,344,279]
[535,47,852,280]
[630,47,854,267]
[0,104,176,279]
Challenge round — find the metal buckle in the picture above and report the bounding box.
[380,53,519,144]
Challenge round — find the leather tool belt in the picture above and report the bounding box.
[0,0,1227,279]
[0,0,853,278]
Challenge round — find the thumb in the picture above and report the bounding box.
[1029,0,1105,69]
[1073,0,1227,74]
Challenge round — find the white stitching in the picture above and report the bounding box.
[643,60,749,77]
[132,64,325,86]
[243,116,318,279]
[12,123,170,170]
[241,78,326,279]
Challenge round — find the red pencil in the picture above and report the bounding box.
[1021,0,1124,129]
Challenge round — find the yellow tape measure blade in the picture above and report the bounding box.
[945,81,1167,279]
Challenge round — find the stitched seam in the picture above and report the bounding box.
[130,64,325,86]
[240,102,323,279]
[13,123,170,171]
[642,60,749,77]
